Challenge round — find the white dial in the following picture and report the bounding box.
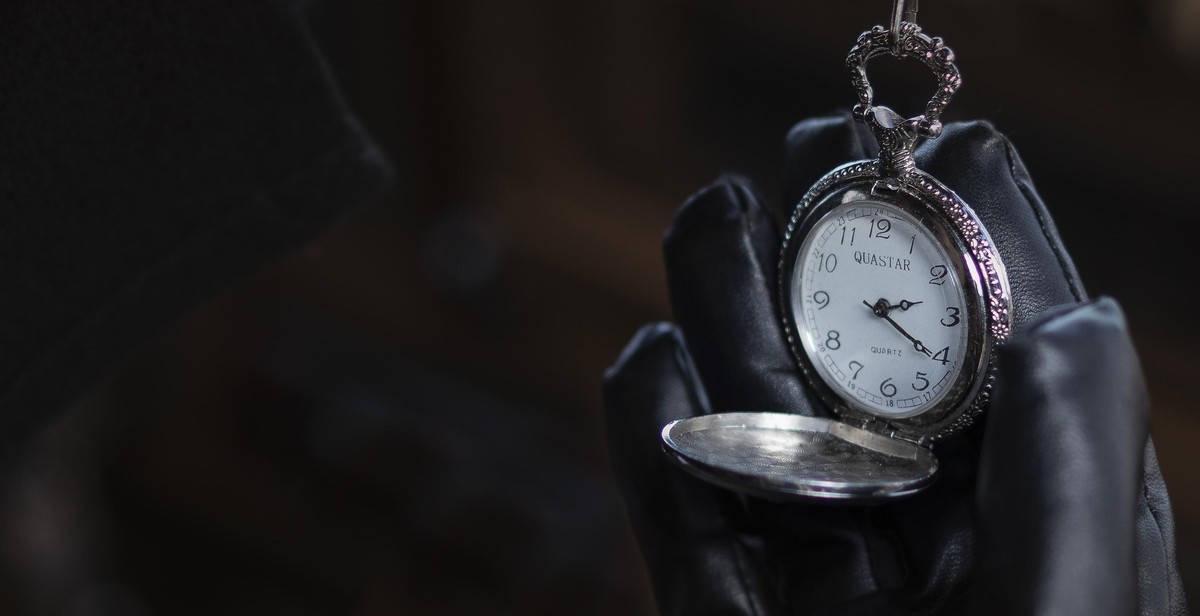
[790,200,970,418]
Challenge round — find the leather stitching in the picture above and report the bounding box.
[1140,460,1181,614]
[1000,137,1084,303]
[1141,478,1171,610]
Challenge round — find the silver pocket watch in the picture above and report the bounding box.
[661,1,1013,501]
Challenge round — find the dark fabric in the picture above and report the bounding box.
[605,115,1187,615]
[0,1,390,456]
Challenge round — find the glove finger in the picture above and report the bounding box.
[750,501,908,614]
[914,121,1086,327]
[787,118,1087,327]
[782,114,877,210]
[604,323,786,616]
[668,122,911,610]
[852,122,1091,607]
[971,298,1146,616]
[920,124,1186,613]
[663,113,886,413]
[664,175,816,414]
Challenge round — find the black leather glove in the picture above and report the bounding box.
[604,115,1188,615]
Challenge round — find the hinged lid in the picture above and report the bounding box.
[661,412,938,501]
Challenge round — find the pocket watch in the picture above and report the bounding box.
[661,0,1012,501]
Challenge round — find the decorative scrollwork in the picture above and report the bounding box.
[846,22,962,176]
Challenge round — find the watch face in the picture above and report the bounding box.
[789,199,973,420]
[781,163,1011,441]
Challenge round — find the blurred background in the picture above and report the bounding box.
[0,1,1196,614]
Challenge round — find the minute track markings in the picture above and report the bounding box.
[792,197,974,421]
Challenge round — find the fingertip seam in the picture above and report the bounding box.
[605,322,679,383]
[1140,469,1178,612]
[665,175,755,253]
[613,322,714,417]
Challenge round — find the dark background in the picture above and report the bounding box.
[0,1,1196,614]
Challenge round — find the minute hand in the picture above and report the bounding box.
[862,300,933,357]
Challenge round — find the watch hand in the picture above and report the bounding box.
[883,313,933,356]
[863,300,934,357]
[873,298,924,315]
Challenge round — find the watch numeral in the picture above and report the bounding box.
[909,235,916,254]
[813,251,838,273]
[941,307,961,327]
[929,264,948,286]
[880,378,897,398]
[825,330,841,351]
[932,347,950,365]
[868,218,891,240]
[813,291,830,310]
[912,371,930,391]
[848,360,864,380]
[840,226,856,246]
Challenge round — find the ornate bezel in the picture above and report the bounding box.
[778,160,1012,444]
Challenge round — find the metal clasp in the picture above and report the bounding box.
[845,0,960,177]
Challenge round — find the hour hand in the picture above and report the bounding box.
[869,298,923,316]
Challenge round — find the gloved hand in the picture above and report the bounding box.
[604,115,1188,616]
